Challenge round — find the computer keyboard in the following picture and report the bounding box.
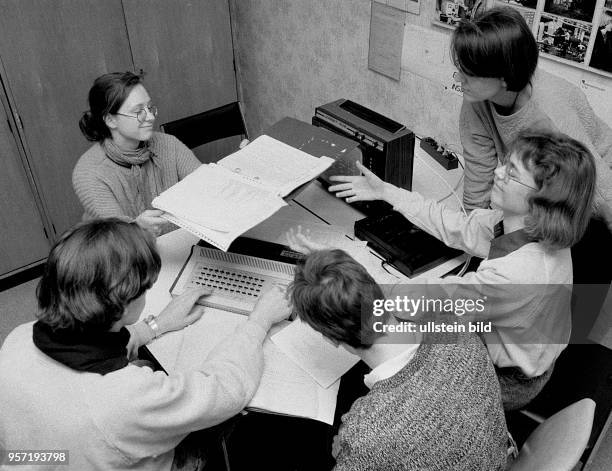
[171,244,296,315]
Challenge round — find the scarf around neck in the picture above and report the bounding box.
[32,321,130,375]
[102,138,164,217]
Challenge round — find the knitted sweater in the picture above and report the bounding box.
[0,320,266,471]
[460,68,612,211]
[72,132,200,228]
[334,333,507,471]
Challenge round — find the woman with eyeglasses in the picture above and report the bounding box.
[451,7,612,229]
[326,130,595,410]
[73,71,201,236]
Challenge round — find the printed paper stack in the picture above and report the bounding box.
[152,135,334,250]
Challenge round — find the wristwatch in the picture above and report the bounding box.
[144,315,160,338]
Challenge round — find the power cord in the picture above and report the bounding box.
[415,135,471,276]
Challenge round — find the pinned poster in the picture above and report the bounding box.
[368,1,406,81]
[387,0,421,15]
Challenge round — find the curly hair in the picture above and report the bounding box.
[511,131,596,249]
[36,218,161,333]
[451,6,538,91]
[289,249,386,349]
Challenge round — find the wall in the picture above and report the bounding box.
[229,0,612,152]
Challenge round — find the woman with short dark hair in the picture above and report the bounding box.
[451,7,612,227]
[73,72,201,235]
[0,218,290,470]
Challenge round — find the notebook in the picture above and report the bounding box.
[152,135,334,250]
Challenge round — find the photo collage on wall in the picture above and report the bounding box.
[497,0,612,73]
[590,0,612,73]
[494,1,537,27]
[437,0,612,75]
[435,0,487,26]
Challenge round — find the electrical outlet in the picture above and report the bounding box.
[420,137,459,170]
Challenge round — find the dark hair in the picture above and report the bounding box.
[36,218,161,332]
[79,71,142,142]
[289,249,386,349]
[510,131,595,249]
[451,6,538,91]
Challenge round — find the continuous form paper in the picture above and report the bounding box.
[218,135,334,197]
[153,164,286,251]
[152,135,334,251]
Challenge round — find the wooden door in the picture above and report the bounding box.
[0,0,134,236]
[122,0,239,162]
[0,91,49,276]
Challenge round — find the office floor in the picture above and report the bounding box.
[0,278,38,345]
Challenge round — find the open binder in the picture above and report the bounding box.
[152,135,334,250]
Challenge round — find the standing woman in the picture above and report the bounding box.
[452,7,612,226]
[73,71,201,235]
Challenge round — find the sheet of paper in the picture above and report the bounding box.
[271,318,359,389]
[148,310,340,425]
[152,164,286,250]
[368,1,406,81]
[218,135,334,197]
[248,335,340,425]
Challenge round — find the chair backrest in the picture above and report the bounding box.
[160,101,248,150]
[509,398,596,471]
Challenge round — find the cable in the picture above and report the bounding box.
[415,134,466,216]
[416,150,468,217]
[437,172,463,204]
[414,135,471,276]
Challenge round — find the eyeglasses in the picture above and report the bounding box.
[500,165,538,191]
[115,104,158,123]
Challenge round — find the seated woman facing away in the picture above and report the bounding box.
[0,219,290,470]
[289,249,508,471]
[73,72,201,236]
[327,130,596,410]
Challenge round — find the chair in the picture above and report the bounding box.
[509,398,596,471]
[160,101,248,150]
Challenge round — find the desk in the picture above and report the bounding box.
[144,117,468,401]
[142,119,467,468]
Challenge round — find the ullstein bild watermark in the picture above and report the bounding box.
[371,295,491,334]
[361,283,612,345]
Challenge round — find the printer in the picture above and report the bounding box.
[313,99,461,277]
[312,98,414,190]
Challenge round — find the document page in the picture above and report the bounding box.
[271,318,359,389]
[148,311,340,425]
[152,164,286,250]
[218,135,334,197]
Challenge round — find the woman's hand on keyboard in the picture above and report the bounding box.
[249,284,292,331]
[156,287,213,334]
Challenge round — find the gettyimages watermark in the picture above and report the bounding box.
[372,294,491,335]
[361,283,612,345]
